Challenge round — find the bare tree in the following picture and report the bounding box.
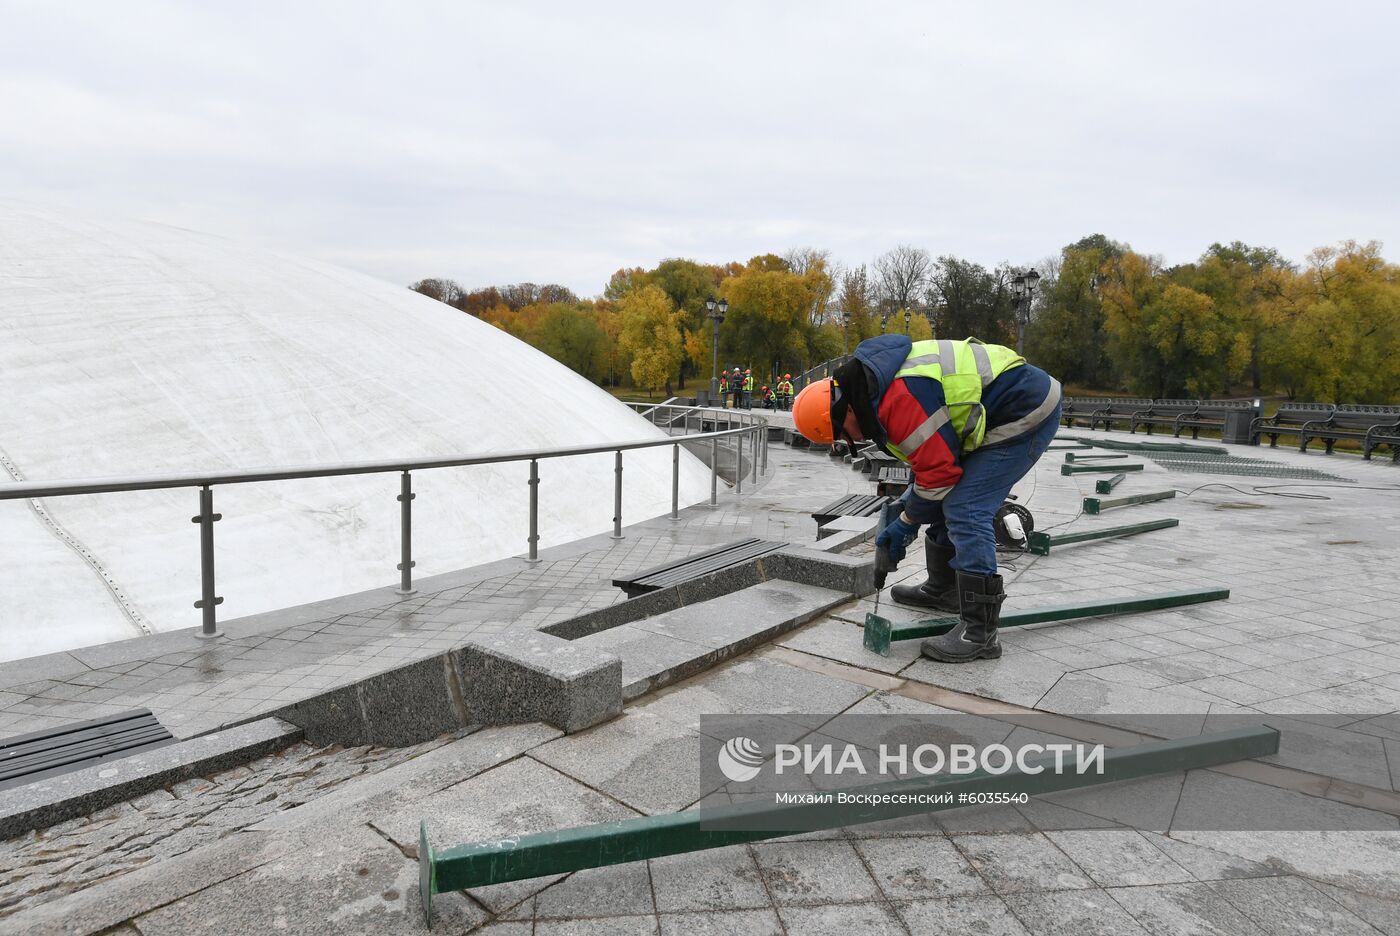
[874,245,933,315]
[409,278,464,305]
[781,247,831,277]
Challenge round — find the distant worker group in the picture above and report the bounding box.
[718,367,795,411]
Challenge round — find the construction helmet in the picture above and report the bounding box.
[792,379,835,445]
[783,373,791,379]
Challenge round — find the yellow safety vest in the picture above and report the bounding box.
[885,339,1025,461]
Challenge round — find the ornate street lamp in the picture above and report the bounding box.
[841,310,852,354]
[903,308,912,334]
[1012,269,1039,355]
[706,296,728,401]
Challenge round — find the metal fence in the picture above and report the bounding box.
[0,403,771,638]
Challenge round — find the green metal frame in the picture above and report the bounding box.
[862,586,1226,655]
[1082,490,1177,514]
[1048,442,1093,451]
[1028,518,1179,556]
[1062,463,1145,476]
[1056,436,1228,455]
[1095,473,1128,494]
[418,722,1277,925]
[1063,452,1129,462]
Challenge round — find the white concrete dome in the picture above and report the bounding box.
[0,202,712,662]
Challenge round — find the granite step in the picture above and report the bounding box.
[572,579,849,699]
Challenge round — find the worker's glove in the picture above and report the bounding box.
[876,514,920,565]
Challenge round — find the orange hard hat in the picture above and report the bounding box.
[783,373,791,379]
[792,379,835,445]
[745,368,751,373]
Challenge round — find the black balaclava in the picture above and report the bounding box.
[830,358,886,449]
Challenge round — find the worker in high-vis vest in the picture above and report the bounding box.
[792,335,1061,662]
[776,374,795,410]
[742,369,755,409]
[718,371,729,406]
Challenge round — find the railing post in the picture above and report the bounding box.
[611,450,624,539]
[710,436,719,506]
[671,443,680,520]
[736,432,744,494]
[751,428,760,483]
[396,471,417,594]
[527,459,540,563]
[191,485,222,638]
[761,425,769,474]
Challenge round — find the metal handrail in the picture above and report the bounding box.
[1,403,771,639]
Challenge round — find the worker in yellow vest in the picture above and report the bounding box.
[792,335,1061,663]
[718,371,728,407]
[776,374,795,410]
[742,369,754,409]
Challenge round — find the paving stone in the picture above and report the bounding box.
[1003,888,1151,935]
[533,914,659,935]
[372,756,640,913]
[854,836,989,899]
[631,657,868,737]
[776,901,907,935]
[1044,831,1194,887]
[1171,831,1400,901]
[1172,769,1397,832]
[571,625,718,699]
[533,862,655,919]
[901,652,1070,709]
[895,895,1031,935]
[777,616,921,675]
[647,844,769,913]
[951,833,1094,895]
[132,825,486,935]
[658,909,782,936]
[529,711,712,815]
[1207,877,1374,936]
[751,840,881,906]
[1105,882,1269,936]
[1309,882,1400,936]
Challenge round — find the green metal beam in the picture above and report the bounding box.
[1095,473,1127,494]
[1056,436,1228,455]
[862,586,1225,655]
[1083,490,1177,514]
[419,722,1277,924]
[1028,518,1179,556]
[1062,463,1144,476]
[1063,452,1129,462]
[1048,443,1093,450]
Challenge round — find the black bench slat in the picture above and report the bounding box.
[0,708,174,791]
[811,494,891,528]
[875,466,912,497]
[1,725,173,779]
[612,538,786,597]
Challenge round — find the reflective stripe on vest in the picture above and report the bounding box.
[886,338,1025,460]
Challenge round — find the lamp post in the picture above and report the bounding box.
[1011,268,1040,355]
[841,311,851,355]
[706,296,728,401]
[880,305,890,334]
[903,308,912,334]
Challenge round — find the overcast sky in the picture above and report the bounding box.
[2,1,1396,296]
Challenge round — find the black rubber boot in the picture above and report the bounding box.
[921,571,1004,662]
[890,541,959,613]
